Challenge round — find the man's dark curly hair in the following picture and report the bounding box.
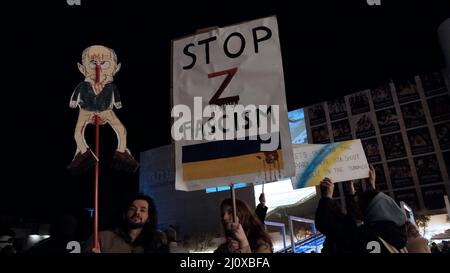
[119,194,166,252]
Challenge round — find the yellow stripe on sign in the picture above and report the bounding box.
[305,141,354,187]
[182,150,284,181]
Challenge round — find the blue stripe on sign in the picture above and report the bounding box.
[182,133,281,163]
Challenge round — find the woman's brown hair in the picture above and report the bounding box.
[221,198,273,252]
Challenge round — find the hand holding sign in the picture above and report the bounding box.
[319,178,334,199]
[368,165,376,190]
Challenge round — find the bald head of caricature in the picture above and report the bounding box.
[77,45,121,91]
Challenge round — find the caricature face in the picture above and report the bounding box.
[79,45,120,84]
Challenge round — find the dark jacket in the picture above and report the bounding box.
[83,228,169,253]
[315,197,354,253]
[70,82,121,112]
[255,203,268,224]
[316,191,407,253]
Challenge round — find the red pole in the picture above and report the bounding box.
[93,115,100,250]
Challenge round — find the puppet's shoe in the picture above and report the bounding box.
[112,150,139,173]
[67,149,98,175]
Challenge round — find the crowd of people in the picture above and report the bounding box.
[0,192,273,254]
[1,168,448,254]
[315,165,447,253]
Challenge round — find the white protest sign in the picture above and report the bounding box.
[291,140,370,189]
[171,16,294,191]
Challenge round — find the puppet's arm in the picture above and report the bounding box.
[69,85,82,108]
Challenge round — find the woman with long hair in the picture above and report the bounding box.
[215,198,273,253]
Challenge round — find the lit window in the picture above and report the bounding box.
[205,183,247,193]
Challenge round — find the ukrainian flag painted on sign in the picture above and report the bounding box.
[182,138,283,181]
[292,140,360,189]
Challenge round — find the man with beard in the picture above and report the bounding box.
[84,194,169,253]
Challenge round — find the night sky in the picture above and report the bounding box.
[2,0,449,225]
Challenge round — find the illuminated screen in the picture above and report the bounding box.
[288,108,308,144]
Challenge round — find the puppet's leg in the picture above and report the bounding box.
[100,110,139,172]
[67,110,98,175]
[100,110,127,152]
[74,110,93,154]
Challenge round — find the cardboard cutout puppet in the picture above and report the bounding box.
[67,45,139,174]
